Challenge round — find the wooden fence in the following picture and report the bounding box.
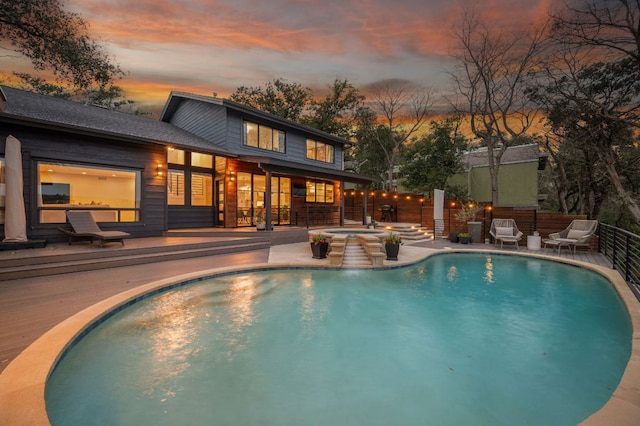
[344,190,590,244]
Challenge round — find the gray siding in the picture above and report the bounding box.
[225,110,344,172]
[168,100,227,150]
[0,124,166,241]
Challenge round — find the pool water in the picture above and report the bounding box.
[46,253,632,426]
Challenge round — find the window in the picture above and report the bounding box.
[191,173,212,206]
[244,121,285,153]
[306,139,334,163]
[168,170,185,205]
[191,152,212,168]
[38,162,141,223]
[306,181,335,203]
[168,148,185,165]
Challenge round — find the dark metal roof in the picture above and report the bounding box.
[0,85,233,156]
[161,91,351,146]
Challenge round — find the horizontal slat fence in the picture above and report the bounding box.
[344,190,589,243]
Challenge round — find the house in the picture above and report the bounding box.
[448,144,548,207]
[0,86,376,242]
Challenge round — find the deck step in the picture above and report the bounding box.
[0,240,270,281]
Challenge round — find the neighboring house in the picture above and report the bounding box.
[448,144,548,207]
[0,86,375,241]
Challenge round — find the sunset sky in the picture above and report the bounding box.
[8,0,558,113]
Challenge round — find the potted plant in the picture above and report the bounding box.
[310,233,329,259]
[449,231,459,243]
[454,202,482,243]
[458,232,471,244]
[384,232,403,261]
[255,208,266,230]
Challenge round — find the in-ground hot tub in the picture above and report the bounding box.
[308,227,388,240]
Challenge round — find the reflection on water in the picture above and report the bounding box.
[447,265,458,283]
[484,256,494,284]
[217,275,259,361]
[145,292,199,400]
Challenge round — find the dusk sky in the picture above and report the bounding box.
[10,0,557,112]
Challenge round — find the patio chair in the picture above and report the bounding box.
[58,211,131,247]
[543,220,598,254]
[489,218,523,250]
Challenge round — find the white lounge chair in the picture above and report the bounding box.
[543,220,598,254]
[489,219,523,250]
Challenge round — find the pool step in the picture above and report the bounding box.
[341,238,373,267]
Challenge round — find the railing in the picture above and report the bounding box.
[598,223,640,301]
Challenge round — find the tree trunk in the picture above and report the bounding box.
[600,146,640,224]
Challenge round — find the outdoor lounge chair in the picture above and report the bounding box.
[489,218,523,250]
[542,219,597,254]
[58,211,131,247]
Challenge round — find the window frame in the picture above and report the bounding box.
[243,121,286,153]
[305,180,335,204]
[306,139,335,163]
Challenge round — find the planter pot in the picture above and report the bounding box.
[460,237,471,244]
[467,221,482,244]
[256,222,266,231]
[385,242,400,261]
[449,233,459,243]
[311,242,329,259]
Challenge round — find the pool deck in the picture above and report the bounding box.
[0,234,638,425]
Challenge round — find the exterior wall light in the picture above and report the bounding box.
[156,164,164,177]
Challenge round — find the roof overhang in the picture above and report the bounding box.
[0,112,235,158]
[239,156,378,185]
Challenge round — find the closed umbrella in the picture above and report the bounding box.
[433,189,444,239]
[3,135,27,242]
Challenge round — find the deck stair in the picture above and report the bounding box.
[378,222,434,241]
[0,237,270,281]
[341,238,373,268]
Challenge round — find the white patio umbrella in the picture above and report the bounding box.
[3,135,27,242]
[433,189,445,238]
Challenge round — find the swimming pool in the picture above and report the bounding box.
[44,253,632,425]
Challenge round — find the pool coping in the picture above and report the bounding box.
[0,248,638,425]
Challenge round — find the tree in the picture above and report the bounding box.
[303,79,365,139]
[399,118,467,195]
[528,0,640,225]
[551,0,640,69]
[362,79,433,190]
[530,58,640,223]
[451,9,547,206]
[0,0,124,94]
[229,79,312,121]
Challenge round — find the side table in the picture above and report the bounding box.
[527,235,541,250]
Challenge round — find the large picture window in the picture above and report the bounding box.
[306,139,334,163]
[244,121,285,153]
[38,162,141,223]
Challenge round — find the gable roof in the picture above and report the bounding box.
[0,86,232,156]
[161,91,351,146]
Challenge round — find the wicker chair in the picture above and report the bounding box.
[543,220,598,254]
[489,219,523,250]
